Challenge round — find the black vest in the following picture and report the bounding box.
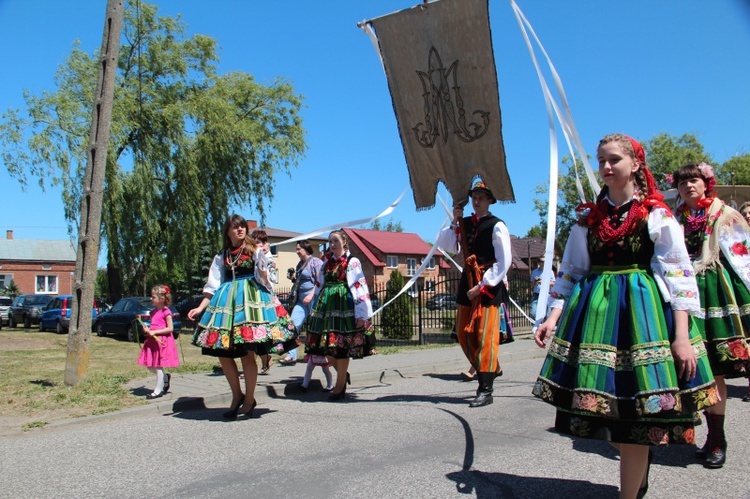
[456,214,508,307]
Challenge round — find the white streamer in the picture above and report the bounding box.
[269,188,407,249]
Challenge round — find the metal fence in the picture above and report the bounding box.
[278,269,534,347]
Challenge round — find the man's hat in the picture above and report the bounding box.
[468,180,497,204]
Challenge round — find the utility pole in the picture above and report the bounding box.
[65,0,124,386]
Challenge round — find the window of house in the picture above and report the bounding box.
[270,245,278,256]
[406,258,417,276]
[425,280,435,292]
[422,257,435,269]
[0,274,12,289]
[386,255,398,268]
[36,275,58,294]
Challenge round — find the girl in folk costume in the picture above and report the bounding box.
[672,162,750,468]
[305,230,375,401]
[138,284,179,399]
[188,215,296,420]
[533,134,718,499]
[436,180,512,408]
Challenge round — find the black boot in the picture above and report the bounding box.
[469,372,494,408]
[704,414,727,469]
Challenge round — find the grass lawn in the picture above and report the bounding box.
[0,327,452,432]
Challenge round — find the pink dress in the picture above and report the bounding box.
[137,307,180,368]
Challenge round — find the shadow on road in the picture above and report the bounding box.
[445,469,619,498]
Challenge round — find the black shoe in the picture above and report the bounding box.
[743,392,750,402]
[704,443,727,469]
[238,399,257,419]
[637,448,653,499]
[223,393,245,420]
[695,440,710,460]
[328,386,347,401]
[469,392,493,408]
[146,391,164,400]
[346,372,351,385]
[163,373,171,394]
[298,383,308,393]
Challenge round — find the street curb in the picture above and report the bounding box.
[39,337,548,432]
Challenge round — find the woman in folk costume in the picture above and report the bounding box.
[305,230,375,401]
[436,180,512,408]
[533,134,717,499]
[188,214,297,420]
[672,162,750,468]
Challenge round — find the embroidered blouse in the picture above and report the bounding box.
[550,202,701,316]
[313,251,373,320]
[202,246,271,296]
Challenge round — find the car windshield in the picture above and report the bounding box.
[27,295,53,306]
[0,298,11,306]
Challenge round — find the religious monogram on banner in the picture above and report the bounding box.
[367,0,514,209]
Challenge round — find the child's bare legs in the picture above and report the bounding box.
[148,367,165,394]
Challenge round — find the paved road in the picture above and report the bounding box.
[1,350,748,498]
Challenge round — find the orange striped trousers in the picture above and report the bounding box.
[456,303,500,373]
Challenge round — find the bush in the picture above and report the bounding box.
[381,270,413,339]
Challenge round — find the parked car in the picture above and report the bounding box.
[8,294,54,328]
[0,296,11,326]
[38,295,106,334]
[93,297,183,342]
[175,294,204,327]
[425,293,457,311]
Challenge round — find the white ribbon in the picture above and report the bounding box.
[269,188,407,249]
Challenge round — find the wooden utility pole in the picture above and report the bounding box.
[65,0,124,386]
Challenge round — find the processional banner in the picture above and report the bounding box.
[367,0,514,209]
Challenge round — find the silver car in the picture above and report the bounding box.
[0,296,11,326]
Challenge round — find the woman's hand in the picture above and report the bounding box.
[187,307,203,321]
[671,337,697,381]
[142,326,151,336]
[533,320,555,348]
[302,292,313,305]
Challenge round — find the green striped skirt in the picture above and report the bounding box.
[533,265,718,445]
[695,260,750,377]
[306,280,375,359]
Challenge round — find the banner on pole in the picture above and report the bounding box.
[367,0,514,209]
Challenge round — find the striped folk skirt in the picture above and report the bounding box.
[695,261,750,377]
[191,275,297,358]
[306,280,375,359]
[533,266,718,445]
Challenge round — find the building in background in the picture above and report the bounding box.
[0,230,76,295]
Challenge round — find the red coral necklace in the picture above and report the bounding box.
[595,200,642,244]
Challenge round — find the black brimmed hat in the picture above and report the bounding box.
[468,181,497,204]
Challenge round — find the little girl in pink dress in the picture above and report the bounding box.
[138,284,180,399]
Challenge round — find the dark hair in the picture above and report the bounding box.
[671,164,706,189]
[221,214,258,255]
[328,229,349,252]
[251,228,268,244]
[296,239,314,256]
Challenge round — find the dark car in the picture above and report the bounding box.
[425,293,457,311]
[175,294,204,328]
[8,294,54,328]
[38,295,105,334]
[94,297,182,342]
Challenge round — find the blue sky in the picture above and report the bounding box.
[2,0,749,254]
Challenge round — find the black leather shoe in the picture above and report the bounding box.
[163,373,171,394]
[695,440,710,460]
[704,444,727,468]
[328,386,347,401]
[469,392,493,408]
[146,391,164,400]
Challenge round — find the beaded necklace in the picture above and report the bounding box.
[594,199,643,244]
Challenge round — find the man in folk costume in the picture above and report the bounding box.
[437,180,512,407]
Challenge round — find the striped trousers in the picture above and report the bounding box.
[456,303,500,373]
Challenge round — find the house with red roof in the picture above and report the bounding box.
[342,228,451,292]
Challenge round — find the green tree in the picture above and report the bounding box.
[717,153,750,185]
[381,270,413,340]
[643,132,712,189]
[0,2,306,300]
[369,218,404,232]
[524,226,544,238]
[1,280,21,299]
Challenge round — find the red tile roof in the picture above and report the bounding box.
[342,228,444,268]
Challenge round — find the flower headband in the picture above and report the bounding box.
[698,162,714,179]
[163,285,170,295]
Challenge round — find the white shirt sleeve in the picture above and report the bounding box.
[549,225,590,310]
[649,207,702,315]
[718,215,750,290]
[480,221,512,288]
[436,226,459,254]
[202,253,224,296]
[346,255,374,319]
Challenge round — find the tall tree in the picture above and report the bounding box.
[642,132,712,189]
[369,218,404,232]
[717,153,750,185]
[0,1,307,299]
